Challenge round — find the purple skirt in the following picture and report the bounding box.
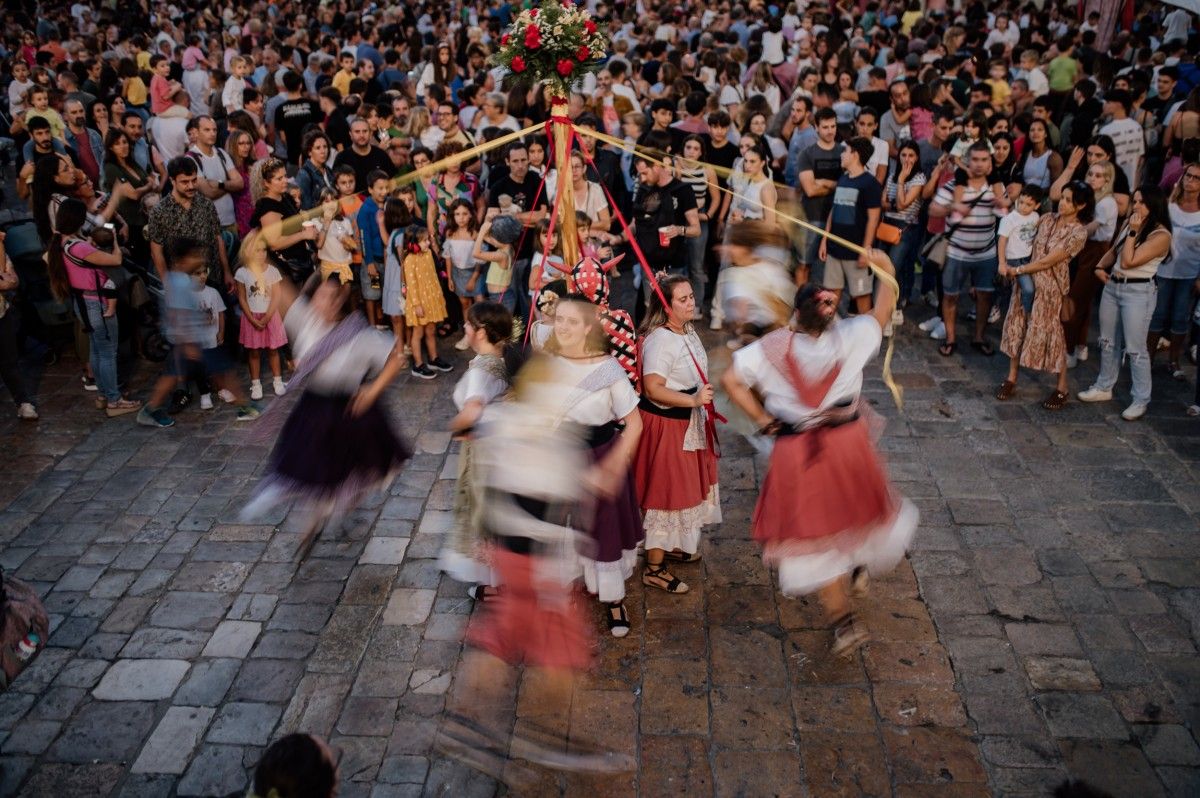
[262,391,411,508]
[583,436,645,563]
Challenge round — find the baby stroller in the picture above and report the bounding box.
[0,213,74,363]
[123,255,170,362]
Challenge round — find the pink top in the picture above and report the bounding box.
[64,240,105,299]
[182,46,207,71]
[150,75,174,115]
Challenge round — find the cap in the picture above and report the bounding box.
[489,215,523,245]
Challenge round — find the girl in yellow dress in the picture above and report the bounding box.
[402,226,453,379]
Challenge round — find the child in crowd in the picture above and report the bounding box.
[357,169,390,328]
[88,226,120,319]
[402,225,452,379]
[442,198,482,350]
[998,185,1043,314]
[314,187,356,284]
[235,231,288,400]
[149,54,182,116]
[24,86,65,140]
[985,59,1012,114]
[382,197,411,359]
[137,237,258,428]
[441,301,517,596]
[949,112,1009,216]
[195,267,226,411]
[222,55,249,116]
[472,211,522,312]
[528,217,566,296]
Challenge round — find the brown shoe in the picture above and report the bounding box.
[105,398,142,417]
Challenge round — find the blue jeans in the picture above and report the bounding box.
[1007,256,1034,314]
[685,221,709,307]
[886,223,922,305]
[1094,280,1157,406]
[81,298,121,402]
[1149,276,1195,336]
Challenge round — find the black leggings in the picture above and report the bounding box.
[0,309,30,405]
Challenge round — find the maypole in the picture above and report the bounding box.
[492,0,608,267]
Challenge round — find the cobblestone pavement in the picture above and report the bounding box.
[0,304,1197,797]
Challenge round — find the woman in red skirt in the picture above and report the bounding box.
[633,273,721,595]
[722,252,918,657]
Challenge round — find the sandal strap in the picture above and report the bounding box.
[606,601,630,629]
[644,565,685,592]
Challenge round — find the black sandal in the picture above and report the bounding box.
[938,341,957,357]
[663,550,702,563]
[970,339,995,356]
[643,564,690,594]
[467,584,497,602]
[606,602,630,638]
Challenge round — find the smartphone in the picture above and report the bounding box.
[103,223,115,230]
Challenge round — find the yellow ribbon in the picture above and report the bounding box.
[581,126,904,409]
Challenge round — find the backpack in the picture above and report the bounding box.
[0,569,49,691]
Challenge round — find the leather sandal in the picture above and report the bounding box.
[995,380,1017,401]
[1042,390,1069,411]
[606,602,630,638]
[643,564,689,594]
[663,550,702,563]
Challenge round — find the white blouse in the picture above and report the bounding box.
[641,327,706,408]
[285,298,394,395]
[730,316,882,425]
[452,356,507,411]
[543,356,639,426]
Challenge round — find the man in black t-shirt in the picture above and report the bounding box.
[797,108,845,273]
[618,132,700,324]
[273,71,321,165]
[334,119,393,193]
[487,142,549,319]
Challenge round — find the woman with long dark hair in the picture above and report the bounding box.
[1079,186,1174,420]
[102,128,156,261]
[881,140,928,311]
[1052,135,1131,216]
[998,182,1093,410]
[44,198,141,417]
[632,273,721,594]
[295,130,336,212]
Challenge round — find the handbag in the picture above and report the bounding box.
[919,187,995,271]
[875,221,902,245]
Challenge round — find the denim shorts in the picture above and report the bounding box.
[360,262,382,301]
[1149,276,1195,335]
[943,254,999,294]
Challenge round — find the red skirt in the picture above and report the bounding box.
[632,409,718,512]
[467,548,593,671]
[752,418,895,559]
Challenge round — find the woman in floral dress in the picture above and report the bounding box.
[997,182,1093,410]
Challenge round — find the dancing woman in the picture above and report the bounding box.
[242,234,411,555]
[722,252,918,656]
[632,273,721,595]
[544,295,644,637]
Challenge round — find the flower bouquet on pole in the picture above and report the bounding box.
[492,0,608,265]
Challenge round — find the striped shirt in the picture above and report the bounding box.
[932,181,1000,262]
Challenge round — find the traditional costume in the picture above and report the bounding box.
[729,317,917,596]
[632,327,721,558]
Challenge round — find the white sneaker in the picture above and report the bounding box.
[454,334,471,351]
[272,377,287,396]
[709,316,723,331]
[1121,403,1148,421]
[17,402,38,420]
[1157,337,1171,351]
[199,393,214,410]
[250,380,263,401]
[218,389,236,404]
[892,308,904,327]
[1187,404,1200,417]
[1076,345,1088,362]
[1077,387,1113,403]
[1066,353,1078,369]
[929,319,947,340]
[988,305,1001,324]
[919,316,939,332]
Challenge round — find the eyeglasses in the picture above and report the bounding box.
[1184,173,1200,181]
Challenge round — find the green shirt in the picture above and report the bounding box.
[1046,55,1078,93]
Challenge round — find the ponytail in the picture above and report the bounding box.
[46,233,71,302]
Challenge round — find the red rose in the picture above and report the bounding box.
[529,8,538,17]
[577,46,590,61]
[584,20,597,35]
[501,33,510,45]
[511,55,526,72]
[556,58,575,77]
[524,25,541,48]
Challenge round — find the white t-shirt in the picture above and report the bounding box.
[197,285,224,350]
[452,356,508,411]
[730,316,882,425]
[316,217,356,264]
[998,210,1039,259]
[189,146,237,227]
[1023,67,1049,97]
[1092,196,1119,244]
[640,327,706,408]
[1098,117,1145,188]
[234,264,282,315]
[1164,9,1191,43]
[284,297,394,395]
[866,136,889,180]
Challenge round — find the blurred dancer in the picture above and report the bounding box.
[242,256,411,558]
[439,356,633,778]
[440,302,517,599]
[722,251,918,656]
[633,273,721,593]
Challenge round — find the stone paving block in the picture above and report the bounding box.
[149,591,233,631]
[979,735,1062,770]
[173,659,242,707]
[50,700,157,763]
[277,673,354,738]
[639,657,708,735]
[712,750,803,798]
[176,744,252,797]
[337,696,399,737]
[170,561,252,593]
[1059,739,1166,798]
[252,631,318,660]
[308,605,382,674]
[121,628,211,659]
[94,659,190,701]
[1004,622,1084,657]
[711,686,795,749]
[382,588,436,626]
[2,719,60,755]
[132,706,216,774]
[710,625,788,687]
[330,734,388,783]
[377,754,430,785]
[228,593,279,622]
[207,702,283,745]
[801,730,892,796]
[791,685,875,733]
[1034,692,1128,739]
[27,685,85,721]
[53,658,110,689]
[639,736,711,796]
[16,763,125,797]
[229,659,306,703]
[202,620,262,658]
[873,682,969,727]
[1023,656,1102,691]
[344,565,400,605]
[1128,614,1196,654]
[882,726,988,785]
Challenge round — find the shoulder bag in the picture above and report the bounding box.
[919,187,994,271]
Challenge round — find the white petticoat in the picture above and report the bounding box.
[579,548,639,603]
[643,485,722,555]
[776,498,919,597]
